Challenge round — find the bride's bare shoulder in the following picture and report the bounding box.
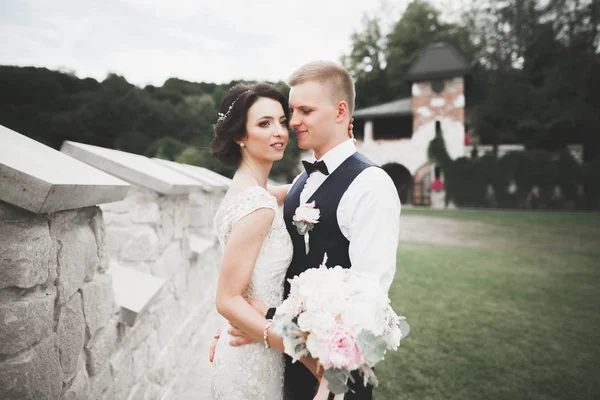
[221,174,262,203]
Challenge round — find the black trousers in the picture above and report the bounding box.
[284,356,373,400]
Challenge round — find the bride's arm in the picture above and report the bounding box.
[215,208,285,352]
[267,184,291,206]
[216,210,321,377]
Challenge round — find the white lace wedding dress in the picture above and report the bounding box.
[211,186,293,400]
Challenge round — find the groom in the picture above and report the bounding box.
[214,61,400,399]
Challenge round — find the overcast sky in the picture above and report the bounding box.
[1,0,463,87]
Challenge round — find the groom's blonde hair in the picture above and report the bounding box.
[287,61,356,114]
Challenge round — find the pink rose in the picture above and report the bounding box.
[318,324,363,371]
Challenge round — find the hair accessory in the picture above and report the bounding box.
[216,89,251,125]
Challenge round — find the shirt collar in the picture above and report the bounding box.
[304,139,357,175]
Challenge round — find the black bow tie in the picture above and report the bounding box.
[302,160,329,175]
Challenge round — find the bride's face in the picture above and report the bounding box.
[240,97,289,164]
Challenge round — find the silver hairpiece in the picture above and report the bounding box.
[216,89,251,125]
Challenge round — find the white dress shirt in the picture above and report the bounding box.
[292,139,401,293]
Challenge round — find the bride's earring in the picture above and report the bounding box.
[240,143,245,148]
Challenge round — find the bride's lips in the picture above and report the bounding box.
[270,141,286,150]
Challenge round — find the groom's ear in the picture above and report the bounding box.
[335,101,349,122]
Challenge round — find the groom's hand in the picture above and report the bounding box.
[228,298,270,347]
[208,325,223,362]
[227,327,256,346]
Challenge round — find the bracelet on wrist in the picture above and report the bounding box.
[263,319,273,349]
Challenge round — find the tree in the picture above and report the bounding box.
[386,0,475,97]
[341,16,391,108]
[343,1,476,107]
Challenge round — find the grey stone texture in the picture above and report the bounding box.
[61,368,89,400]
[88,366,113,400]
[0,201,54,290]
[57,292,86,381]
[85,323,121,377]
[81,273,117,337]
[0,334,63,400]
[1,142,228,400]
[0,286,56,354]
[49,209,100,303]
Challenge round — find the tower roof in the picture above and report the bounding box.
[404,41,472,82]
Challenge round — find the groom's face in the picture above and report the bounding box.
[288,80,338,152]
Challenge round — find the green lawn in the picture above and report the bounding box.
[375,210,600,400]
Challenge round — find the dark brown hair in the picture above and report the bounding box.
[211,83,289,167]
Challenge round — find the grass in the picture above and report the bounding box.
[374,210,600,400]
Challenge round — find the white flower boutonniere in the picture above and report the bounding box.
[292,201,320,254]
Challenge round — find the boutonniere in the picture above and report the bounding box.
[292,201,320,254]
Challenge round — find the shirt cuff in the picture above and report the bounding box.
[266,307,277,320]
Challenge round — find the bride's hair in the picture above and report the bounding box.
[211,83,289,167]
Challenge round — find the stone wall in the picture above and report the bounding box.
[1,130,228,399]
[0,201,115,399]
[99,185,224,399]
[0,187,225,400]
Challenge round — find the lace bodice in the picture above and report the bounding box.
[211,186,293,400]
[214,186,292,306]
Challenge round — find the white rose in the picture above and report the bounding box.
[305,332,321,358]
[386,324,402,350]
[293,202,320,224]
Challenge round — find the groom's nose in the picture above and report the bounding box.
[290,111,301,128]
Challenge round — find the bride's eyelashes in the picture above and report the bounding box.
[258,118,288,128]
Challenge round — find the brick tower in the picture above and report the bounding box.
[405,41,471,160]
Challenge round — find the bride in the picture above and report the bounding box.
[209,83,320,399]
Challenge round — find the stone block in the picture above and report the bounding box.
[50,211,100,303]
[61,368,89,400]
[186,205,207,229]
[0,202,54,290]
[110,349,135,400]
[85,322,121,376]
[107,264,166,327]
[0,333,62,400]
[102,189,161,227]
[152,287,182,348]
[131,331,160,382]
[0,286,55,354]
[88,365,113,400]
[89,207,109,273]
[81,274,117,337]
[157,196,188,251]
[60,141,202,195]
[146,348,178,387]
[106,225,159,263]
[105,196,160,226]
[127,376,162,400]
[57,292,86,381]
[1,126,129,214]
[153,240,186,279]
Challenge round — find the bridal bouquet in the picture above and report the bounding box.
[272,255,409,399]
